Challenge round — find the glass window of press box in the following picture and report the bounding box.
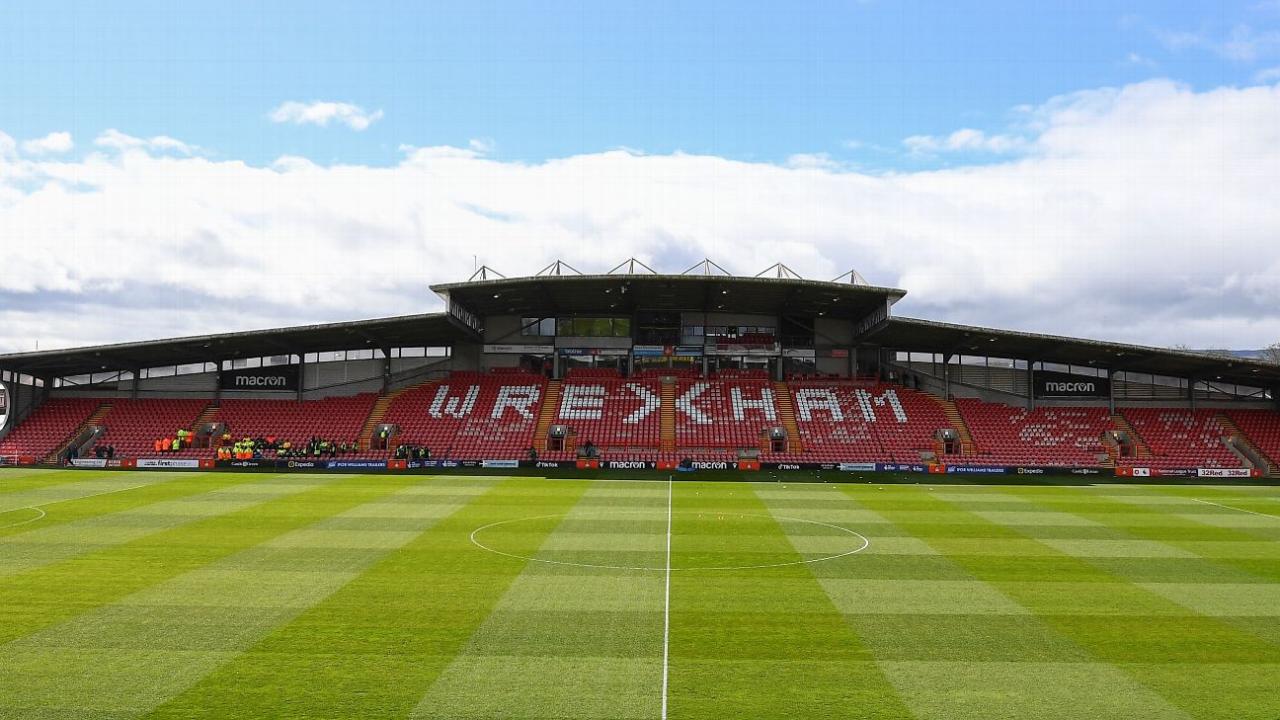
[555,317,632,338]
[520,318,557,337]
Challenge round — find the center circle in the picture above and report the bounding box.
[469,510,870,571]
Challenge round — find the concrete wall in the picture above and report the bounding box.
[814,318,853,346]
[815,356,850,377]
[451,342,482,373]
[483,315,535,344]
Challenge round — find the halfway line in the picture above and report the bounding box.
[661,474,672,720]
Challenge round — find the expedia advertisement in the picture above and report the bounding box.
[1034,371,1109,398]
[220,365,300,392]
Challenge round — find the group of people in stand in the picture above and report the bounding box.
[392,444,432,461]
[213,434,362,461]
[281,437,361,458]
[153,428,195,453]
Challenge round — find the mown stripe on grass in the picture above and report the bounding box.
[140,477,589,720]
[983,484,1280,717]
[0,472,373,647]
[850,485,1275,720]
[667,481,914,720]
[760,485,1199,720]
[0,469,130,498]
[996,486,1280,584]
[0,472,180,511]
[0,472,324,575]
[409,481,669,720]
[0,477,496,720]
[0,468,262,540]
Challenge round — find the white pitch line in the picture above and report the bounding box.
[1192,498,1280,520]
[661,474,672,720]
[0,483,147,530]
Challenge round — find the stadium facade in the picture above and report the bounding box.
[2,259,1278,478]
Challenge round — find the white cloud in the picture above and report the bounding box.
[1124,52,1159,69]
[20,131,73,155]
[468,137,496,154]
[94,129,196,155]
[268,101,383,131]
[1156,24,1280,61]
[1256,65,1280,82]
[784,152,849,171]
[903,128,1028,155]
[3,79,1280,353]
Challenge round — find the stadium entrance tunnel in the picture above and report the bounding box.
[469,509,869,571]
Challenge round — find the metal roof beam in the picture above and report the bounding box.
[607,257,657,275]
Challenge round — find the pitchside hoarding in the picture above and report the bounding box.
[220,365,299,392]
[1034,371,1110,398]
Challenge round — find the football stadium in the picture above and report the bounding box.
[1,262,1279,718]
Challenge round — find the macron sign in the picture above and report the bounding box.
[1034,371,1110,398]
[220,366,300,392]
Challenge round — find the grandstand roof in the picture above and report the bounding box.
[868,317,1280,388]
[0,312,470,377]
[3,276,1276,391]
[431,274,905,320]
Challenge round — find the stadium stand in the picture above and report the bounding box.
[956,399,1111,467]
[85,398,210,458]
[0,397,102,460]
[771,382,950,463]
[386,371,545,459]
[1224,409,1280,473]
[673,377,777,451]
[635,367,701,379]
[215,394,379,457]
[450,372,546,459]
[1116,408,1240,469]
[552,373,663,458]
[784,381,883,461]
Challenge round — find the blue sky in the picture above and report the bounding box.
[2,1,1280,354]
[3,1,1277,168]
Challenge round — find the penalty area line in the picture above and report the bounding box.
[0,483,147,530]
[1192,498,1280,520]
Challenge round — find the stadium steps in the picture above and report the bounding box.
[191,403,220,428]
[935,397,976,455]
[534,380,562,452]
[358,382,426,450]
[188,403,221,448]
[1100,433,1121,467]
[1111,413,1152,458]
[660,378,676,452]
[1217,412,1276,475]
[43,402,113,464]
[772,382,804,452]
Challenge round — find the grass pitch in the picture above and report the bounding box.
[0,469,1278,719]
